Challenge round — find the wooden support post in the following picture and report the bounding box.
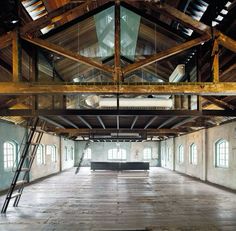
[197,46,202,110]
[12,30,21,82]
[114,0,121,82]
[212,39,219,83]
[31,47,38,114]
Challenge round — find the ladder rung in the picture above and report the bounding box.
[20,168,30,172]
[30,142,40,145]
[10,193,21,199]
[15,180,27,186]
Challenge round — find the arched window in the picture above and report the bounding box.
[190,143,197,165]
[65,146,68,161]
[215,139,229,168]
[178,145,184,163]
[36,145,44,165]
[143,148,152,160]
[108,148,126,160]
[71,147,74,160]
[84,148,91,159]
[166,147,171,161]
[3,141,16,170]
[47,145,56,162]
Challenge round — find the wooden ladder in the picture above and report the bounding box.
[1,117,46,213]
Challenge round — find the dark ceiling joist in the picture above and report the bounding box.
[77,115,92,129]
[21,36,113,74]
[54,128,184,135]
[171,117,198,129]
[158,116,177,129]
[123,34,211,74]
[97,116,106,129]
[57,116,79,128]
[39,116,65,128]
[144,116,158,129]
[131,116,138,129]
[1,109,236,117]
[117,115,119,129]
[1,82,236,95]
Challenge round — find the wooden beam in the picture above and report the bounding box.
[203,96,236,110]
[20,0,94,35]
[1,82,236,95]
[0,32,12,49]
[149,2,211,35]
[12,31,21,82]
[131,116,138,129]
[58,116,79,128]
[1,109,236,117]
[212,40,219,83]
[218,32,236,53]
[77,115,92,129]
[123,34,210,75]
[21,36,113,74]
[97,116,106,129]
[114,0,121,82]
[144,116,158,129]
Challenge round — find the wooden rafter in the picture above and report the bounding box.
[123,34,211,74]
[0,32,12,49]
[147,1,211,35]
[21,36,113,74]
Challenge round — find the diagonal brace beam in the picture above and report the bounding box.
[123,34,210,75]
[21,36,113,74]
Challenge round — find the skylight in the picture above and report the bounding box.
[21,0,54,34]
[94,6,140,60]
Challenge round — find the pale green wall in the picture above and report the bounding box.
[75,141,160,167]
[0,121,76,192]
[0,121,27,191]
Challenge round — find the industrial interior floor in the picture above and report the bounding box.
[1,167,236,231]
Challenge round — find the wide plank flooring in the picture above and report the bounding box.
[1,167,236,231]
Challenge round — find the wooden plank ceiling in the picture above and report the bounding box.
[0,0,235,141]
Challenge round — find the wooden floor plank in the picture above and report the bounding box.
[1,167,236,231]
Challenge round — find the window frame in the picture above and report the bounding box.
[178,144,184,164]
[47,145,57,162]
[36,144,45,165]
[3,141,17,170]
[107,148,127,161]
[215,139,229,168]
[143,147,152,160]
[84,148,92,160]
[189,143,197,165]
